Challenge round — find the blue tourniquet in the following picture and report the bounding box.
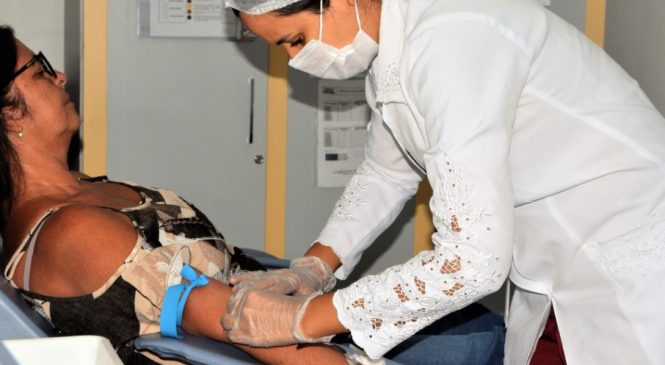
[160,264,210,339]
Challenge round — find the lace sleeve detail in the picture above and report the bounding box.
[324,162,371,226]
[317,118,422,279]
[333,157,509,359]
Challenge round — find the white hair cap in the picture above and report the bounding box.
[225,0,304,15]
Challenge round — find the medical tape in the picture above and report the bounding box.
[160,264,209,338]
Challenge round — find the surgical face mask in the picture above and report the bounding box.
[288,0,379,80]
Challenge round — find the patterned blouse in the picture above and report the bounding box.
[3,176,263,363]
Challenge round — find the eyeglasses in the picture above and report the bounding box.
[11,51,57,81]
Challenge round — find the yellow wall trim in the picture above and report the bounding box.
[585,0,607,47]
[264,45,289,258]
[82,0,108,176]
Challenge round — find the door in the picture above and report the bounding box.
[107,1,268,249]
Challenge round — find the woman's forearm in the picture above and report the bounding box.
[305,242,342,272]
[182,279,347,364]
[299,292,347,339]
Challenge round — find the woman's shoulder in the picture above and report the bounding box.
[6,202,139,296]
[4,197,64,251]
[33,204,138,266]
[37,204,139,258]
[5,200,135,255]
[40,204,136,237]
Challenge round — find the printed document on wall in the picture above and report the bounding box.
[140,0,239,38]
[316,79,370,188]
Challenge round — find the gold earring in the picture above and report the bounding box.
[17,126,24,138]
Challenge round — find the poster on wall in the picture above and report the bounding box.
[138,0,252,39]
[316,79,371,188]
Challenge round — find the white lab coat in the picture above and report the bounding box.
[316,0,665,363]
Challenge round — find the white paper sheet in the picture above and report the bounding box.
[140,0,242,38]
[316,79,370,188]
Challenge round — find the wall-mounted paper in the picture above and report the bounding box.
[138,0,250,39]
[316,79,370,188]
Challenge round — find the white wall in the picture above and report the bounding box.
[0,0,80,112]
[548,0,585,32]
[0,0,81,167]
[106,2,270,250]
[605,0,665,115]
[0,1,66,71]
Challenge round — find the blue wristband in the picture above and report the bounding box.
[160,264,210,338]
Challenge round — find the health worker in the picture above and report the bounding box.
[222,0,665,364]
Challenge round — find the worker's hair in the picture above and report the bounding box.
[232,0,330,17]
[0,25,25,231]
[274,0,330,16]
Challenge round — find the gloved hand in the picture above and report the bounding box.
[221,288,333,347]
[229,255,336,296]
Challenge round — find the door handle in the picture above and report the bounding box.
[248,77,255,144]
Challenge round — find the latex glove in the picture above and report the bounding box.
[222,288,333,347]
[229,255,336,296]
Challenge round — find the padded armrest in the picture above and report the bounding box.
[240,248,290,269]
[134,333,259,365]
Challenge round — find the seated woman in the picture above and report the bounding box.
[0,26,348,364]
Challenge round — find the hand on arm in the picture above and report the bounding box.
[229,250,337,297]
[221,286,346,347]
[182,275,347,364]
[220,153,420,349]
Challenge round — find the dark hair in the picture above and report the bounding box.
[232,0,330,17]
[274,0,329,16]
[0,25,24,231]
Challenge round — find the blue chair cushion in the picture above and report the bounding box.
[239,248,290,269]
[134,333,259,365]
